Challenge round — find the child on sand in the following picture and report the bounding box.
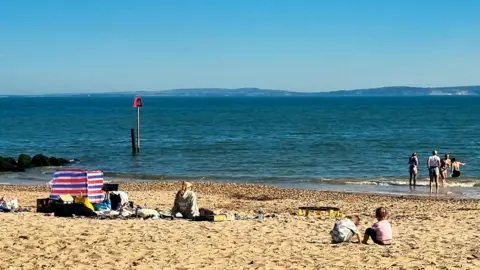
[330,215,361,243]
[362,207,392,245]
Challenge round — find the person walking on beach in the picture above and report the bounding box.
[440,153,451,187]
[427,150,441,194]
[451,157,466,178]
[408,152,419,188]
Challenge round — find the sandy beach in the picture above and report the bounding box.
[1,181,480,270]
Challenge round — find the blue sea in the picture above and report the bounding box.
[1,96,480,197]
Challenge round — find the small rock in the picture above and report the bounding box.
[30,154,50,167]
[48,157,60,166]
[0,156,17,172]
[19,235,29,240]
[57,158,70,165]
[17,154,32,169]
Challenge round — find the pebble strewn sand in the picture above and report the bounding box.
[1,181,480,269]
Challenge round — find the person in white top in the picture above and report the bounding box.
[426,150,441,194]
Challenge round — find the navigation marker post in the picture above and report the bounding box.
[133,97,143,154]
[130,128,137,155]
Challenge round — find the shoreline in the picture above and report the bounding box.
[2,169,480,199]
[1,180,479,205]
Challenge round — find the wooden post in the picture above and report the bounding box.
[136,107,140,153]
[130,128,137,155]
[133,96,143,154]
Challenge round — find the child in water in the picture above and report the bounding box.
[330,215,361,243]
[362,207,392,245]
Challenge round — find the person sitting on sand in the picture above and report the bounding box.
[362,207,392,245]
[451,158,465,178]
[330,215,361,244]
[172,181,200,219]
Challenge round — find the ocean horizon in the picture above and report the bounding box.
[1,96,480,197]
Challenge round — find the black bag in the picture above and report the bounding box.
[52,202,96,217]
[51,202,77,217]
[109,193,122,211]
[36,198,53,213]
[102,183,119,192]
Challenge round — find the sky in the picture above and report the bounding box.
[1,0,480,94]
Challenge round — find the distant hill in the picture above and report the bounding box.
[17,85,480,97]
[131,88,300,97]
[321,86,480,96]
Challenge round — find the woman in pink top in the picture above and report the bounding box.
[362,207,392,245]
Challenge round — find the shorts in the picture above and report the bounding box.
[452,170,461,178]
[365,228,390,245]
[429,167,439,177]
[331,230,353,243]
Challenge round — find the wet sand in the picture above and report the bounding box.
[1,181,480,269]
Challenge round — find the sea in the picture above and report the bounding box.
[1,96,480,198]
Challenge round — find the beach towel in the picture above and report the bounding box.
[93,199,111,211]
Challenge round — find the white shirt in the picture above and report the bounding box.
[330,218,359,243]
[427,155,441,167]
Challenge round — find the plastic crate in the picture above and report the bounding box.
[36,198,53,213]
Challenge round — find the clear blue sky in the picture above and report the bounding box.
[1,0,479,94]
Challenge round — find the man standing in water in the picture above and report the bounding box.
[427,150,441,194]
[440,153,451,187]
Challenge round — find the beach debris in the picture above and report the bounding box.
[456,207,480,211]
[257,206,264,221]
[297,206,342,217]
[471,252,480,259]
[193,213,235,222]
[232,193,281,201]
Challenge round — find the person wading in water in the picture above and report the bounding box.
[440,153,451,187]
[427,150,441,194]
[408,152,419,188]
[451,157,466,178]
